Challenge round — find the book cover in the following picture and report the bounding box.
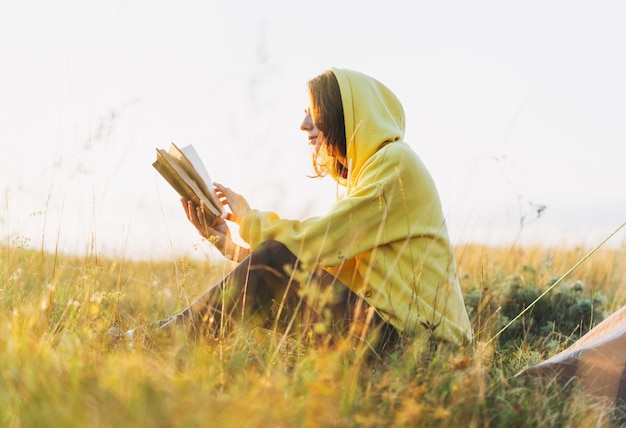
[152,143,223,223]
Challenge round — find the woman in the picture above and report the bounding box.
[132,68,472,350]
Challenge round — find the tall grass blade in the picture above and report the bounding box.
[487,220,626,345]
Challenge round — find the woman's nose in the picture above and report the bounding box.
[300,112,313,131]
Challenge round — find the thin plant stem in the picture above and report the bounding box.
[487,220,626,345]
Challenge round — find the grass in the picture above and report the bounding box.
[1,242,624,427]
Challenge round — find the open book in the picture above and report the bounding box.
[152,143,223,225]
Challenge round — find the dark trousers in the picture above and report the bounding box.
[153,240,400,352]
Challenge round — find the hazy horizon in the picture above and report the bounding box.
[2,0,625,260]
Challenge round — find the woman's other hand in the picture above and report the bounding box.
[214,183,251,224]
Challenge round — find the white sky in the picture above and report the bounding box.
[1,0,625,260]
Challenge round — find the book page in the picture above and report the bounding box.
[153,148,222,218]
[167,143,223,215]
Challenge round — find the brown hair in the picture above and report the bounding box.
[308,70,348,179]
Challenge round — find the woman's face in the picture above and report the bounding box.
[300,107,321,153]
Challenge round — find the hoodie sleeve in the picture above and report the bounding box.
[239,185,385,269]
[239,144,428,270]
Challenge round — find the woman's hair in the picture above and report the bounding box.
[308,70,348,179]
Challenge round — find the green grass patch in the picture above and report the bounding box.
[0,243,623,427]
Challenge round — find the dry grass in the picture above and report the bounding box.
[0,242,623,427]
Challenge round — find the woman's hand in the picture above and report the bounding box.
[181,198,230,243]
[214,182,251,224]
[180,188,250,262]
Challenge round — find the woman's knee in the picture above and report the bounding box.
[250,240,297,266]
[253,239,289,254]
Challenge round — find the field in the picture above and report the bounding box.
[1,242,624,427]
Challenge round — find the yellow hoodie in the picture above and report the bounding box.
[240,68,472,346]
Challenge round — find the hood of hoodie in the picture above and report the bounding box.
[331,68,406,188]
